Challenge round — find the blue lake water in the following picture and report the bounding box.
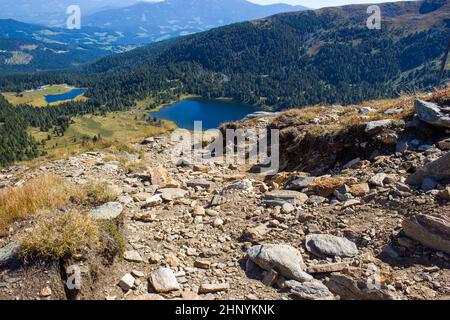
[151,99,258,130]
[45,88,86,104]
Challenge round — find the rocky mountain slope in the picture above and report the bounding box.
[0,89,449,300]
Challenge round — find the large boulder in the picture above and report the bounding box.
[415,99,450,129]
[305,234,358,258]
[247,244,310,282]
[402,214,450,254]
[406,152,450,186]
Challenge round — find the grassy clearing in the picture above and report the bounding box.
[27,109,175,163]
[20,210,100,259]
[1,84,86,107]
[0,175,75,236]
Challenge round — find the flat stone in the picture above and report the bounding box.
[264,190,309,204]
[142,194,163,208]
[150,268,180,293]
[305,234,358,258]
[307,262,349,274]
[199,283,230,294]
[194,259,211,269]
[90,202,123,220]
[341,199,361,209]
[123,250,144,263]
[158,188,188,200]
[403,214,450,254]
[247,244,310,282]
[289,280,335,300]
[243,223,270,242]
[187,179,214,190]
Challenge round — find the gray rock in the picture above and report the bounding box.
[415,99,450,129]
[406,152,450,186]
[308,195,327,205]
[305,234,358,257]
[384,108,403,115]
[0,242,20,268]
[403,214,450,254]
[369,173,387,187]
[326,273,401,300]
[90,202,123,220]
[264,190,309,205]
[288,280,335,300]
[157,188,188,199]
[365,119,404,135]
[247,244,310,282]
[118,273,135,291]
[123,250,144,263]
[150,268,180,293]
[285,176,316,190]
[359,107,376,114]
[187,179,214,190]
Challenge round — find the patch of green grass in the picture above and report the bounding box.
[1,84,86,107]
[100,220,125,257]
[28,109,175,161]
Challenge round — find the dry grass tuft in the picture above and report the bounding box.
[20,210,100,259]
[0,175,74,236]
[73,181,118,206]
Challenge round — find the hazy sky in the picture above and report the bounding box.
[248,0,403,8]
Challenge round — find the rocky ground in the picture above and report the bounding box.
[0,93,449,300]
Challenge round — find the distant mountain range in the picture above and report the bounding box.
[0,0,308,72]
[0,19,135,74]
[83,0,308,43]
[0,0,139,27]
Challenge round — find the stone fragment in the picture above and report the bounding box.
[305,234,358,257]
[150,268,180,293]
[90,202,123,220]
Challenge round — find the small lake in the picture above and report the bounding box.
[45,88,86,104]
[151,98,258,130]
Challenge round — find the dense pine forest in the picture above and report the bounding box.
[0,0,449,166]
